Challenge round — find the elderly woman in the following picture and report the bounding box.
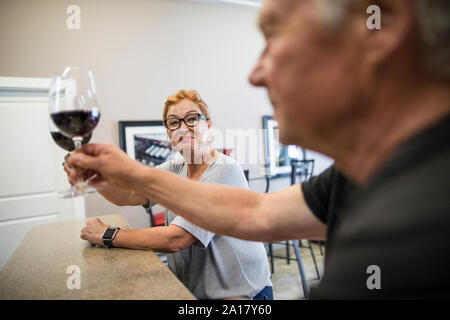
[65,90,272,300]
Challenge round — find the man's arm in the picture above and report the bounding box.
[68,144,327,242]
[134,168,327,242]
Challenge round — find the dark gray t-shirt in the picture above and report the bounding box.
[153,152,272,299]
[302,114,450,299]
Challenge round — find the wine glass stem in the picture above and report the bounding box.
[72,137,84,190]
[73,136,83,149]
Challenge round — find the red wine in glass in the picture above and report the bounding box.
[50,109,100,140]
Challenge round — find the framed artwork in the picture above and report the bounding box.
[118,120,172,167]
[263,115,305,177]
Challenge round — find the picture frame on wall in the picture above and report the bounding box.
[118,120,172,167]
[263,115,305,177]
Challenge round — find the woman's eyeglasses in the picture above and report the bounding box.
[164,113,207,131]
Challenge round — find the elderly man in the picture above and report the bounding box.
[67,0,450,299]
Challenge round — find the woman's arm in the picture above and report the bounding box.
[96,183,148,207]
[81,218,198,253]
[112,224,198,253]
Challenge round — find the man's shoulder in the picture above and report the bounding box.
[360,114,450,216]
[366,142,450,212]
[342,144,450,246]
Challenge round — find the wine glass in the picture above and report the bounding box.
[48,66,101,198]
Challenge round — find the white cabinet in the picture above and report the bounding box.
[0,77,85,271]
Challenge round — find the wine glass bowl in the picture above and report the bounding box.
[50,109,99,147]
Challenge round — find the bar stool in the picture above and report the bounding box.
[248,170,311,298]
[290,159,321,280]
[146,207,165,227]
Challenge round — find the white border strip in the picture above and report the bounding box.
[192,0,261,8]
[216,0,261,7]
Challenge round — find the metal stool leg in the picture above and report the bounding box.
[308,240,321,279]
[293,240,309,298]
[286,241,290,264]
[268,243,275,274]
[147,208,155,227]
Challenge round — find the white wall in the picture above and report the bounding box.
[0,0,332,228]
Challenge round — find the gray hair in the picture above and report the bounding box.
[313,0,450,80]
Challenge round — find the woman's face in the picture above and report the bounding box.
[166,99,211,156]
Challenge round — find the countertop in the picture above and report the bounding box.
[0,214,195,300]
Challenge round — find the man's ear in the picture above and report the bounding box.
[357,0,415,66]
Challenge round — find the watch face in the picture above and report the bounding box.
[103,228,116,239]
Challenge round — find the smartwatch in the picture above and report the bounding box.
[102,227,120,248]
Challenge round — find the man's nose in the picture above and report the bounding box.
[249,59,266,87]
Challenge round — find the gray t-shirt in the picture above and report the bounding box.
[152,152,272,299]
